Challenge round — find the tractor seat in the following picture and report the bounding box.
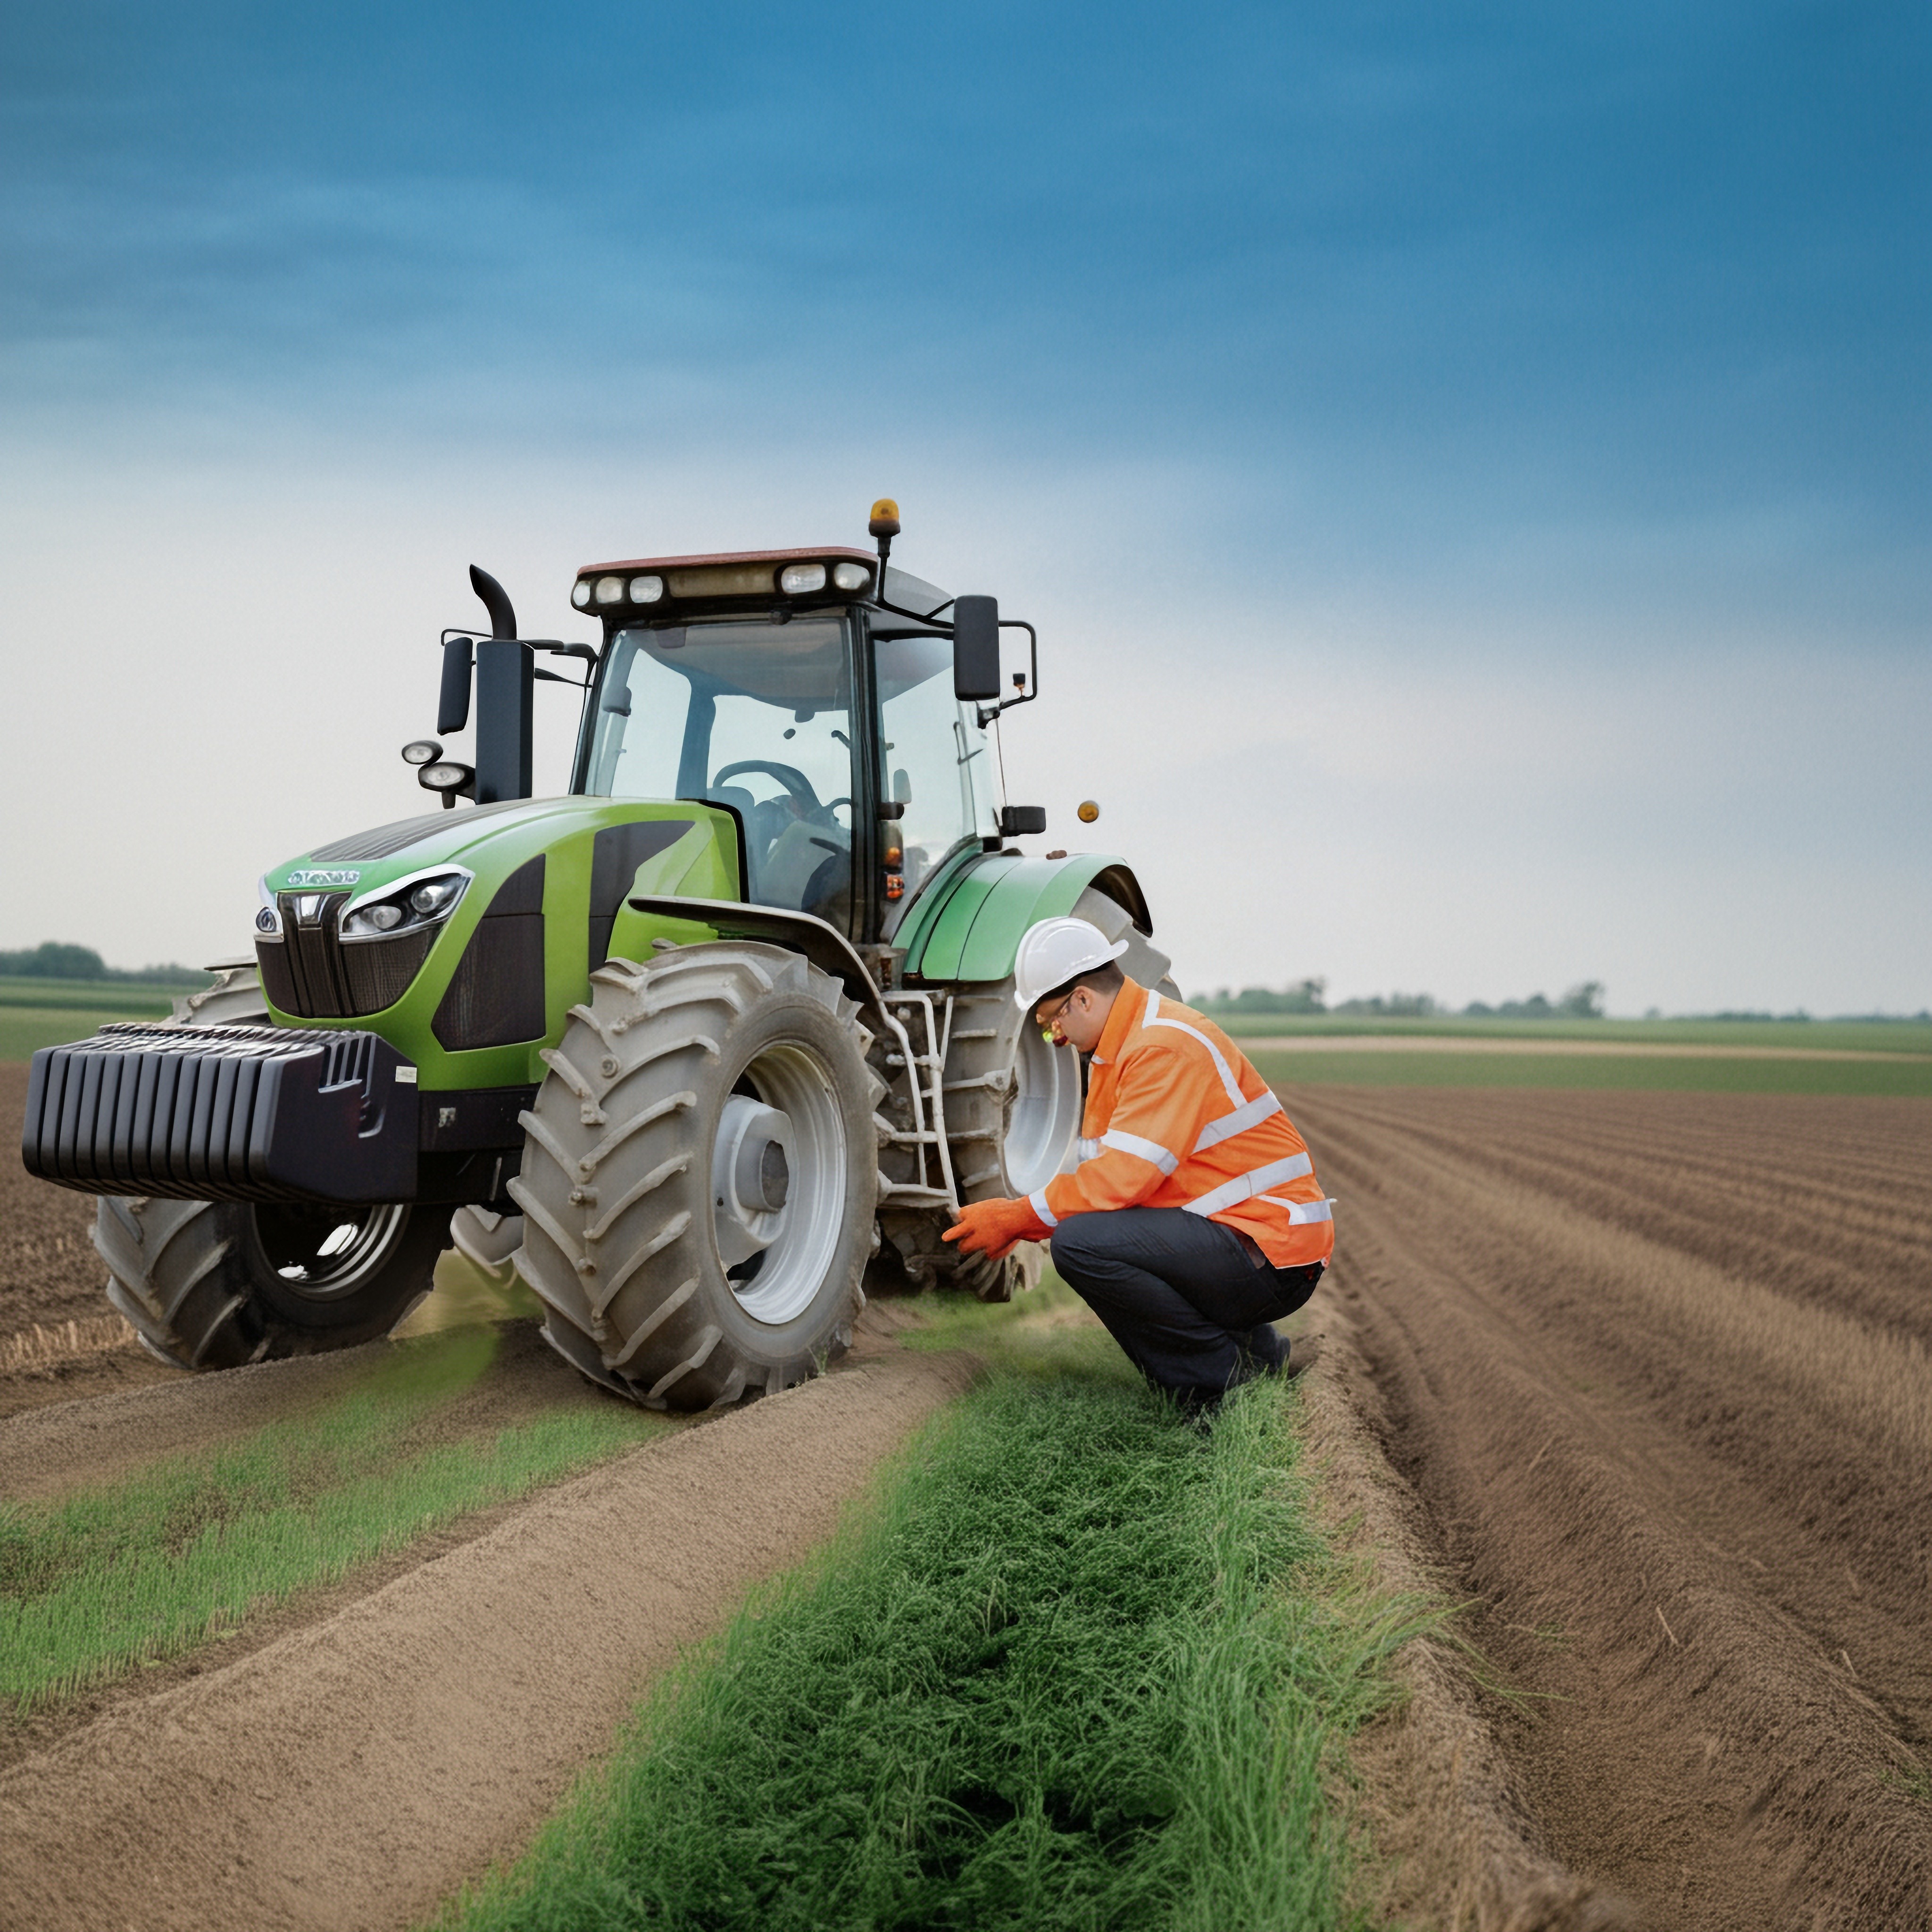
[758,819,849,913]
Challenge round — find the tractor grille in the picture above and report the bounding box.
[342,929,436,1012]
[432,857,547,1050]
[257,893,436,1019]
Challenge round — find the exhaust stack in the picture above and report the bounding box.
[470,565,533,804]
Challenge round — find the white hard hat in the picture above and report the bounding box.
[1013,916,1128,1008]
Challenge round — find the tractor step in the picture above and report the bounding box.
[878,991,960,1209]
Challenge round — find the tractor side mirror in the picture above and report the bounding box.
[998,805,1046,837]
[952,596,1001,700]
[438,637,474,734]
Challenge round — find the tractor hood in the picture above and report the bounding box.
[254,795,742,1091]
[262,798,607,908]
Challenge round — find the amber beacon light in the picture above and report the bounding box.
[868,497,902,581]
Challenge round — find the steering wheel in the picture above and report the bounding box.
[711,759,839,824]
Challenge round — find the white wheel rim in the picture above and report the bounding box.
[1002,1024,1082,1196]
[712,1041,847,1325]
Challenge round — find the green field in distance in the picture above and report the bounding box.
[1215,1012,1932,1056]
[1249,1048,1932,1096]
[0,977,211,1015]
[0,1007,173,1064]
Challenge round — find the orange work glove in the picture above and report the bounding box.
[941,1195,1051,1263]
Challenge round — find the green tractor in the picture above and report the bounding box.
[23,503,1173,1409]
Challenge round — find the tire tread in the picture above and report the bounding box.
[516,944,874,1409]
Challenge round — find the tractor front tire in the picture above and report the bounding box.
[91,961,449,1369]
[96,1199,450,1369]
[512,943,880,1411]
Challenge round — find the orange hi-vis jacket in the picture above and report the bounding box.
[1027,979,1334,1270]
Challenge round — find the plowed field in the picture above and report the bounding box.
[7,1064,1930,1926]
[1290,1085,1932,1929]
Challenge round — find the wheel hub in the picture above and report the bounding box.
[709,1043,848,1327]
[712,1096,795,1270]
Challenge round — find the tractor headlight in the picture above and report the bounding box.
[572,580,593,608]
[779,563,827,595]
[629,574,665,604]
[832,561,872,592]
[594,575,626,604]
[340,869,470,941]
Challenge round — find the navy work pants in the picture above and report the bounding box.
[1049,1208,1323,1411]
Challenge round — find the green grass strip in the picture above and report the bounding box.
[0,978,189,1016]
[1250,1048,1932,1095]
[0,1327,665,1711]
[437,1354,1425,1932]
[0,1006,170,1063]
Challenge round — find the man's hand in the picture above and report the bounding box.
[941,1196,1050,1263]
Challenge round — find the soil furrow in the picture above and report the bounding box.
[1323,1090,1931,1328]
[1289,1084,1932,1931]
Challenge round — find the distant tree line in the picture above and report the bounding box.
[1202,978,1332,1015]
[0,941,209,987]
[1463,983,1606,1020]
[1198,979,1608,1019]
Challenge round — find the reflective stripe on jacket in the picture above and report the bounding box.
[1031,980,1333,1269]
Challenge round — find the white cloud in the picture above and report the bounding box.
[1,434,1924,1016]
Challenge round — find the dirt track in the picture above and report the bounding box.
[0,1340,975,1932]
[1295,1086,1932,1930]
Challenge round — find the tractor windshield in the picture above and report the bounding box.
[873,631,998,913]
[583,618,859,927]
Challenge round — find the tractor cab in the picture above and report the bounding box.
[567,543,1010,944]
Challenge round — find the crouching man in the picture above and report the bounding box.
[943,917,1332,1416]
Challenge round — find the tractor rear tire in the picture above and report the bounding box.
[875,885,1177,1303]
[90,962,448,1369]
[511,943,881,1411]
[1070,883,1180,1006]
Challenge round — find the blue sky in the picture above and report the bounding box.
[2,2,1925,1010]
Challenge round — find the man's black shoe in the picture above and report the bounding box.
[1243,1323,1288,1374]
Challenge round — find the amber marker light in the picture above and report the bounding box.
[1077,800,1100,824]
[868,498,901,538]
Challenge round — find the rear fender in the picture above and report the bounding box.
[902,852,1153,983]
